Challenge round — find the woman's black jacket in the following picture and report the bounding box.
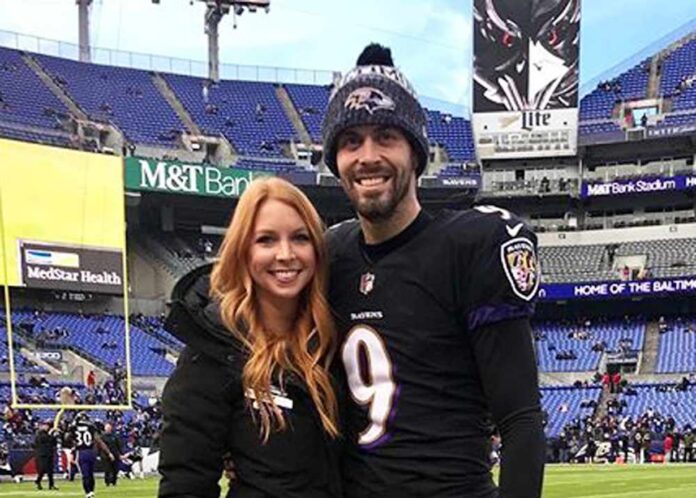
[157,264,342,498]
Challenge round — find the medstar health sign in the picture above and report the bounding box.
[125,157,268,198]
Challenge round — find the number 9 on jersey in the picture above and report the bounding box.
[342,325,397,446]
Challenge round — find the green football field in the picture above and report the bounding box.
[0,464,695,497]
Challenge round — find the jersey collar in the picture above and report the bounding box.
[359,209,432,264]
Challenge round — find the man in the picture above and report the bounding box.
[323,44,545,498]
[0,441,19,482]
[100,423,122,486]
[684,428,695,463]
[70,413,114,498]
[33,420,58,490]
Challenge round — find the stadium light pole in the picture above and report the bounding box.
[204,3,225,82]
[77,0,93,63]
[198,1,270,82]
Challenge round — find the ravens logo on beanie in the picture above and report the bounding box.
[321,43,429,177]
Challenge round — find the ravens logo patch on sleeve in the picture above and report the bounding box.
[500,237,540,301]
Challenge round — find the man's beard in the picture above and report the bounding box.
[345,167,413,222]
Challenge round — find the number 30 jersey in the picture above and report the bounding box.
[71,419,98,452]
[327,207,540,498]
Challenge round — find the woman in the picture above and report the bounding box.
[158,177,341,498]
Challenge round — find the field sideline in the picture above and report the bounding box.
[0,464,694,497]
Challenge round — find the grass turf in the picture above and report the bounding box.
[0,464,695,497]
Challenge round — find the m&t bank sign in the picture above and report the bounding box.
[125,157,270,198]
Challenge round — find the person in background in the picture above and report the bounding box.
[33,421,58,490]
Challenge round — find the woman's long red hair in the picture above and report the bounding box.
[210,177,338,441]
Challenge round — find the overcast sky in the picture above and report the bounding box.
[1,0,694,111]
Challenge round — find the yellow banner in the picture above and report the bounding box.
[0,139,126,288]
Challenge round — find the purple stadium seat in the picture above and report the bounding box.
[426,110,476,163]
[0,48,70,131]
[284,83,330,143]
[163,73,296,157]
[33,52,187,146]
[534,320,645,372]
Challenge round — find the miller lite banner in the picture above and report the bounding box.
[472,0,580,159]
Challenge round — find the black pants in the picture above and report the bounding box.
[104,458,119,486]
[36,456,54,488]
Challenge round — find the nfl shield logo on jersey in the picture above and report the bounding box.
[500,238,540,301]
[359,272,375,295]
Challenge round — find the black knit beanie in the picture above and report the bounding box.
[321,43,429,177]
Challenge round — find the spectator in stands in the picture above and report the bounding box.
[637,267,651,280]
[556,350,577,361]
[101,340,117,350]
[605,243,618,268]
[591,340,606,352]
[558,177,568,192]
[676,376,690,392]
[611,372,622,394]
[580,398,597,409]
[658,315,667,334]
[86,370,96,391]
[113,361,125,385]
[201,80,210,103]
[158,178,341,497]
[100,101,113,115]
[255,103,266,121]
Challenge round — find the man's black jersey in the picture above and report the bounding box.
[70,419,99,452]
[328,207,540,498]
